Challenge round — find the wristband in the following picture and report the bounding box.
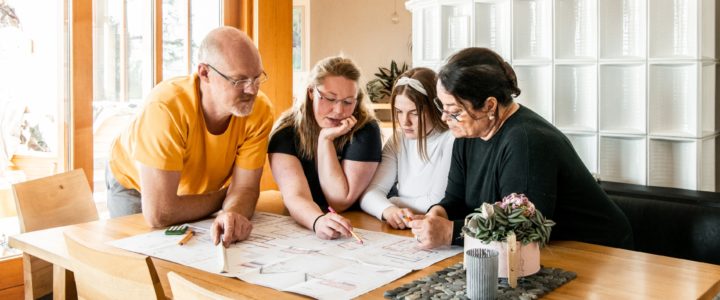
[312,213,326,233]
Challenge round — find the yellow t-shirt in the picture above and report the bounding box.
[109,73,274,195]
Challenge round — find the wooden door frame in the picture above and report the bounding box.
[70,0,94,187]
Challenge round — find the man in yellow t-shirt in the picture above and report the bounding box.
[107,27,273,247]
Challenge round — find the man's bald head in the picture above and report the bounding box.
[198,26,261,72]
[197,27,264,119]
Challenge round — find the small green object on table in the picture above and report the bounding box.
[164,225,189,235]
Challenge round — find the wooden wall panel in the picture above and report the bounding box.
[223,0,240,28]
[240,0,254,39]
[154,0,163,84]
[223,0,253,39]
[71,0,94,189]
[256,0,293,190]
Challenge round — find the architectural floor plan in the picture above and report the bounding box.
[110,212,461,299]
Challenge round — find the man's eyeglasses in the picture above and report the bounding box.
[433,97,463,122]
[314,86,357,107]
[206,64,268,89]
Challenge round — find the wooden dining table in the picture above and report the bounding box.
[9,198,720,299]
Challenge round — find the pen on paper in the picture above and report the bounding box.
[327,206,364,244]
[178,230,194,245]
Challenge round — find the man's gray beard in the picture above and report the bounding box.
[232,102,254,117]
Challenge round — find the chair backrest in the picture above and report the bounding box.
[13,168,98,233]
[64,230,165,300]
[167,271,233,300]
[12,169,100,298]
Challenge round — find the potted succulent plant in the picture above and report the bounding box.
[462,193,555,281]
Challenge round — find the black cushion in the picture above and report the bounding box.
[602,182,720,265]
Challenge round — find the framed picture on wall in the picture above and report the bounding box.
[292,2,308,71]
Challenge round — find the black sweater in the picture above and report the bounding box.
[437,105,633,248]
[268,122,382,210]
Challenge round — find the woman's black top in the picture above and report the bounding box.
[437,105,633,248]
[268,122,382,210]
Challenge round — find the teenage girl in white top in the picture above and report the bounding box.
[360,67,455,229]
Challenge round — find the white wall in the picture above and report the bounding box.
[308,0,412,89]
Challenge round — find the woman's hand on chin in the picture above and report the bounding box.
[319,115,357,141]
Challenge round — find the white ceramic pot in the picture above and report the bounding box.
[464,234,541,278]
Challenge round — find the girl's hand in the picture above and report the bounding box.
[382,206,414,229]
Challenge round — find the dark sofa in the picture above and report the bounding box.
[601,181,720,265]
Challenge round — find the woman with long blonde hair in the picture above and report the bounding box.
[268,56,382,240]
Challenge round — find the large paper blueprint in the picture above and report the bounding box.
[109,212,461,299]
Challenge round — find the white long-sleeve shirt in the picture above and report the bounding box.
[360,130,455,220]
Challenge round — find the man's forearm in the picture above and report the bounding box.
[221,187,259,219]
[178,187,227,215]
[144,188,226,227]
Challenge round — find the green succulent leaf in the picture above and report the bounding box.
[494,207,506,218]
[462,197,555,247]
[507,209,524,219]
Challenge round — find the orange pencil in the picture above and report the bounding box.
[327,206,364,244]
[402,214,413,223]
[178,230,194,245]
[348,229,364,245]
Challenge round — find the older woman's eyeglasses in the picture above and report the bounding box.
[433,97,463,122]
[206,64,268,89]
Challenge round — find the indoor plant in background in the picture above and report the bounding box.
[366,60,408,103]
[462,193,555,285]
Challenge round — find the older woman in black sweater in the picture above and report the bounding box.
[409,48,633,249]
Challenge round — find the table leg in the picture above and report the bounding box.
[22,254,52,300]
[51,265,76,300]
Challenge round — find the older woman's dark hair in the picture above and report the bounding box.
[438,47,521,110]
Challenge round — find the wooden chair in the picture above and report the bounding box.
[64,230,165,300]
[167,272,233,300]
[12,169,98,299]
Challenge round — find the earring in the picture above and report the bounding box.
[488,113,495,121]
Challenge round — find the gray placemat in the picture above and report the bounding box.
[384,263,576,300]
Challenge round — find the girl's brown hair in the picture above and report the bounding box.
[390,67,447,161]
